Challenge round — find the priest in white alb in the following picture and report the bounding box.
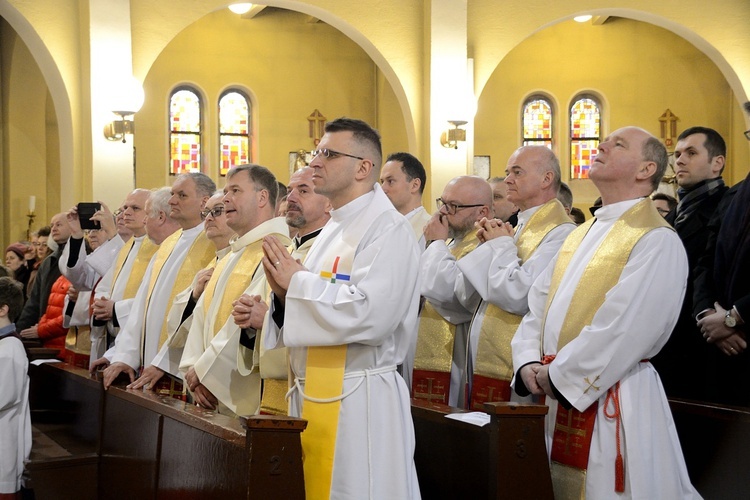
[511,126,700,499]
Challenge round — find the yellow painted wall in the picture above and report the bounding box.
[135,8,402,188]
[475,17,749,210]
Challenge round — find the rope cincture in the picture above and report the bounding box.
[603,381,624,493]
[288,364,397,500]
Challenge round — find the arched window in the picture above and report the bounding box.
[522,96,553,149]
[218,90,251,176]
[169,87,202,174]
[569,95,601,179]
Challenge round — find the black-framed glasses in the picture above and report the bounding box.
[436,198,484,215]
[311,148,365,161]
[744,129,750,141]
[201,205,225,219]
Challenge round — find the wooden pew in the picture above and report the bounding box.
[669,398,750,499]
[411,398,553,499]
[27,362,306,499]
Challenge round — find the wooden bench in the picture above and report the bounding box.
[27,362,306,499]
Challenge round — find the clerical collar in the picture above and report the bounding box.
[516,204,543,228]
[216,246,231,260]
[594,197,645,222]
[295,227,323,249]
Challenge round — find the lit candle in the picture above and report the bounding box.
[29,195,36,212]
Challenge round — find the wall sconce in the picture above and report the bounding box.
[104,112,136,143]
[440,120,468,149]
[102,76,144,144]
[228,3,253,14]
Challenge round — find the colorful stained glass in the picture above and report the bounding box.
[569,97,601,179]
[219,91,251,176]
[169,88,201,174]
[522,98,553,149]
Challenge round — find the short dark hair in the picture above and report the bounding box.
[651,192,678,210]
[37,226,51,238]
[385,152,426,194]
[642,137,669,191]
[325,118,382,169]
[276,181,287,203]
[557,182,573,209]
[570,207,586,225]
[677,126,726,161]
[0,276,24,322]
[228,164,279,205]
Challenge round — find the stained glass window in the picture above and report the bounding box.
[522,97,553,149]
[219,90,251,176]
[169,88,201,174]
[569,96,601,179]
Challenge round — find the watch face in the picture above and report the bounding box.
[725,314,737,328]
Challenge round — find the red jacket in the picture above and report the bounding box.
[37,275,71,352]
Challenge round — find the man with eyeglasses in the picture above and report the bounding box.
[651,127,729,402]
[380,152,431,251]
[174,165,291,416]
[98,174,216,398]
[457,146,575,410]
[262,118,421,499]
[231,166,331,416]
[413,175,491,408]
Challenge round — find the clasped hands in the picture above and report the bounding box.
[698,302,746,357]
[519,363,554,398]
[261,235,306,302]
[475,217,514,243]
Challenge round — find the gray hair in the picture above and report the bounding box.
[642,137,669,191]
[177,172,216,198]
[148,187,172,218]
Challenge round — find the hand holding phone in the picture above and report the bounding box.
[77,202,102,230]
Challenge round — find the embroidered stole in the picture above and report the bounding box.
[120,238,158,300]
[141,230,215,361]
[411,232,480,405]
[470,200,571,409]
[541,199,669,499]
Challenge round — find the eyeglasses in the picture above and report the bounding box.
[201,205,225,219]
[311,148,365,161]
[744,129,750,141]
[435,198,484,215]
[113,209,123,217]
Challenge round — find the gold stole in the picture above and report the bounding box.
[471,200,571,409]
[542,199,669,499]
[142,230,215,358]
[412,232,480,405]
[201,240,265,337]
[121,238,158,300]
[301,233,359,500]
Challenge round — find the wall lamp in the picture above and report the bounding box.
[103,76,144,144]
[440,120,468,149]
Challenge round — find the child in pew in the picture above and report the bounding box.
[0,277,31,499]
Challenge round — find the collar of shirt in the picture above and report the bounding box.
[0,323,16,337]
[295,227,323,249]
[592,197,645,222]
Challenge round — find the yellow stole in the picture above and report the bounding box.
[142,230,215,353]
[470,200,571,409]
[542,199,670,499]
[412,232,480,405]
[201,240,265,337]
[301,232,360,500]
[118,238,158,300]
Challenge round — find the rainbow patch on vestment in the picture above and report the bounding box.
[319,256,351,283]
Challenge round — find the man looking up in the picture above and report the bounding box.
[380,152,431,249]
[512,127,698,498]
[232,166,331,415]
[652,126,728,400]
[416,176,491,407]
[177,165,291,416]
[458,146,575,409]
[262,118,421,499]
[100,173,216,392]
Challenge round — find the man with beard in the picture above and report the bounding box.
[232,166,331,415]
[415,176,492,406]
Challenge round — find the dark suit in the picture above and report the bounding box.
[693,177,750,406]
[652,182,728,401]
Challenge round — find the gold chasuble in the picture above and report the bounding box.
[118,238,158,300]
[141,230,215,357]
[412,232,480,405]
[541,199,669,499]
[470,199,571,410]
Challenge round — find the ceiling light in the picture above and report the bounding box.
[228,3,253,15]
[574,15,592,23]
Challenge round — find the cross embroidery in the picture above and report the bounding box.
[414,378,446,403]
[319,256,351,283]
[583,375,601,394]
[555,411,587,456]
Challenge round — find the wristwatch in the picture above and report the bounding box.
[725,309,737,328]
